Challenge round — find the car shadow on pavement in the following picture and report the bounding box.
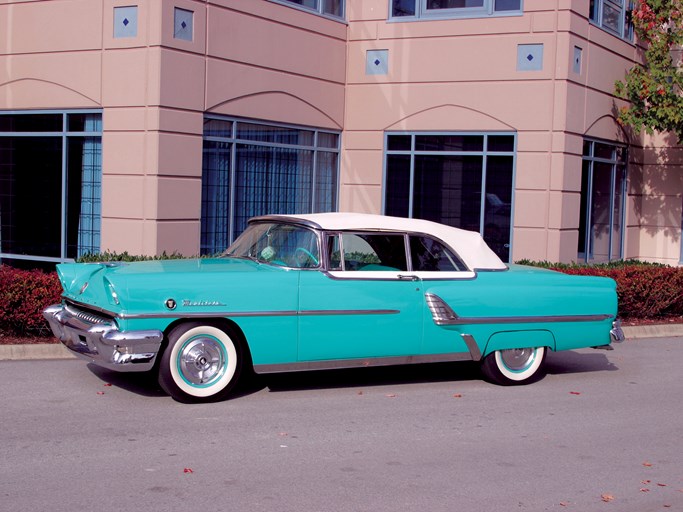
[86,363,168,398]
[82,349,619,400]
[544,349,619,376]
[262,361,482,393]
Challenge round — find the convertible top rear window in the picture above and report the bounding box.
[410,235,467,271]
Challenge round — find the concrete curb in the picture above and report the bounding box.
[622,323,683,339]
[0,343,76,361]
[1,323,682,361]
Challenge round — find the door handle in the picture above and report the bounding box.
[398,274,419,281]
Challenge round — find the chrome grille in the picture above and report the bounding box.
[65,303,114,326]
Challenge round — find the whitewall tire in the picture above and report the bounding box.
[481,347,547,385]
[158,323,242,403]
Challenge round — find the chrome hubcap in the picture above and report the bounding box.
[178,337,225,386]
[499,348,535,371]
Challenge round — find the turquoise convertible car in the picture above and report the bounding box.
[44,213,624,403]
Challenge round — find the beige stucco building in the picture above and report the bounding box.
[1,0,681,268]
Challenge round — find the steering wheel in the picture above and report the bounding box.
[294,247,319,267]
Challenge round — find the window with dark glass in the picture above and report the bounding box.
[589,0,633,40]
[201,117,340,255]
[0,111,102,269]
[578,139,627,263]
[391,0,521,19]
[384,133,515,262]
[272,0,344,19]
[409,235,467,271]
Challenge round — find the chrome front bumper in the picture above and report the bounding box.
[43,303,163,372]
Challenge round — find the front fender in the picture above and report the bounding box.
[484,330,556,357]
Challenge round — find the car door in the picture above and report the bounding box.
[297,232,424,361]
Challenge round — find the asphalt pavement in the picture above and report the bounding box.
[1,335,682,512]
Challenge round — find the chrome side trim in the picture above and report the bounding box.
[298,309,399,317]
[446,314,612,325]
[110,308,398,320]
[253,352,474,374]
[63,300,398,320]
[461,333,482,361]
[121,310,300,320]
[425,293,612,326]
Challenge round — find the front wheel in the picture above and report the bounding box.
[158,322,243,403]
[480,347,546,385]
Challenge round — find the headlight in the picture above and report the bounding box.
[104,278,121,306]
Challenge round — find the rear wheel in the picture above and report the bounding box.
[481,346,546,385]
[158,322,242,403]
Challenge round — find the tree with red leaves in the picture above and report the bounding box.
[615,0,683,141]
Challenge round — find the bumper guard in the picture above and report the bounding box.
[43,303,163,372]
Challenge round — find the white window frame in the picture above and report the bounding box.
[390,0,523,21]
[270,0,345,21]
[589,0,634,41]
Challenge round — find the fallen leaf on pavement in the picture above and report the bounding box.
[601,494,615,503]
[643,462,653,467]
[183,468,193,474]
[385,393,397,398]
[569,391,581,395]
[453,393,463,398]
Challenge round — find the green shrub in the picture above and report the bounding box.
[77,250,188,263]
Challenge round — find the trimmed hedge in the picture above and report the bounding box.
[518,260,683,320]
[0,265,62,337]
[0,252,186,338]
[1,258,682,338]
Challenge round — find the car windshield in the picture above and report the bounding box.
[225,222,321,268]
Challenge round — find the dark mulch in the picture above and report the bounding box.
[0,335,59,345]
[621,316,683,326]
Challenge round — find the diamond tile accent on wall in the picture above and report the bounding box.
[573,46,583,75]
[517,44,543,72]
[174,8,193,41]
[114,6,138,38]
[366,50,389,76]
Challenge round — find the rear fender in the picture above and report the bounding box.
[484,330,556,356]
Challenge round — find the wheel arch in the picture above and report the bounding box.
[160,317,253,367]
[483,329,556,357]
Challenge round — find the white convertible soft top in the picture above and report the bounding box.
[259,212,507,271]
